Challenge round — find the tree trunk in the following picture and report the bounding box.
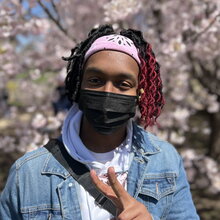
[208,112,220,161]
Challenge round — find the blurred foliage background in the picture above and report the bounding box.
[0,0,220,219]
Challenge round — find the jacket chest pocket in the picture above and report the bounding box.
[137,172,176,218]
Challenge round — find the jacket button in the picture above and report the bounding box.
[69,183,73,187]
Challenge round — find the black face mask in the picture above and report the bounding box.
[78,89,137,135]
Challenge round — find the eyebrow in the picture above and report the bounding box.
[84,67,137,82]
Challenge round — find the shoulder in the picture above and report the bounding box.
[1,146,50,196]
[15,146,49,170]
[12,141,69,180]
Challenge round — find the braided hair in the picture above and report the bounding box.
[63,24,165,128]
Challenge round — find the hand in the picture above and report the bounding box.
[90,167,152,220]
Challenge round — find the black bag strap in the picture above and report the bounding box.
[44,139,117,216]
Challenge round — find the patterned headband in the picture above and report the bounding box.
[84,34,141,65]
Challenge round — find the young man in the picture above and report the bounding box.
[0,25,200,220]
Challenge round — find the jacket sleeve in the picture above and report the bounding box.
[166,156,200,220]
[0,162,22,220]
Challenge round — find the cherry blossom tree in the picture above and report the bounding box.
[0,0,220,217]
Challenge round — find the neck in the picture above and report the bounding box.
[79,116,127,153]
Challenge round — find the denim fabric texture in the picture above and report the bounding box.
[0,123,200,220]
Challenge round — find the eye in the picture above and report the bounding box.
[117,81,133,89]
[88,77,103,86]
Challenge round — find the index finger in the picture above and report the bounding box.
[90,169,109,193]
[107,167,131,207]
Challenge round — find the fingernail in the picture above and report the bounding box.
[109,167,115,172]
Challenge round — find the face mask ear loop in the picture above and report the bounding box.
[136,93,139,106]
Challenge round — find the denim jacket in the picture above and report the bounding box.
[0,123,200,220]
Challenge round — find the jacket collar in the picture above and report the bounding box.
[41,153,70,179]
[132,122,161,155]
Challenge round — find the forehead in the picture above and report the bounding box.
[83,50,139,77]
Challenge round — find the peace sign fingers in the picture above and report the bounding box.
[90,167,152,220]
[90,169,122,208]
[107,167,132,208]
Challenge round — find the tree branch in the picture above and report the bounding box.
[51,0,61,21]
[188,52,220,99]
[36,0,76,43]
[189,12,220,43]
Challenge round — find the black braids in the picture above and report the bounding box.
[120,29,148,61]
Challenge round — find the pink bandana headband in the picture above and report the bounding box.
[84,34,141,65]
